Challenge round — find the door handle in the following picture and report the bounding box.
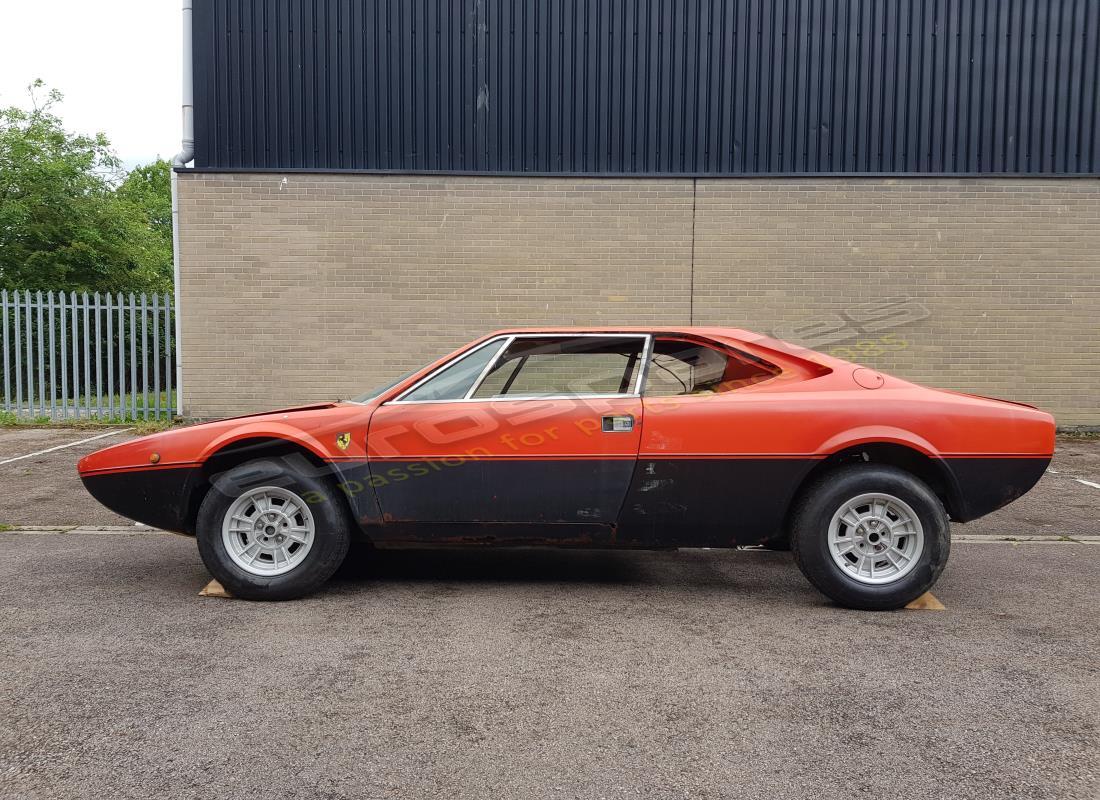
[602,414,635,433]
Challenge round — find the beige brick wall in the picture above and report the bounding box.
[177,174,1100,425]
[176,175,694,419]
[693,179,1100,426]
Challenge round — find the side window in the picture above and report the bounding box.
[400,339,506,402]
[472,336,645,398]
[645,339,777,397]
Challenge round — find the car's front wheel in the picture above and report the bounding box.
[196,459,351,600]
[790,465,950,610]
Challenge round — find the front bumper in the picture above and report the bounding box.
[80,465,203,534]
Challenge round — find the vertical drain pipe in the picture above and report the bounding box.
[170,0,194,418]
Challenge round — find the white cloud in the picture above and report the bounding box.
[0,0,182,169]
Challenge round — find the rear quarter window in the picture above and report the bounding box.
[646,339,778,397]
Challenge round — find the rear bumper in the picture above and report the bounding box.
[942,457,1051,522]
[80,466,202,534]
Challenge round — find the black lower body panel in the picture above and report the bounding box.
[80,466,202,533]
[375,521,618,546]
[616,458,819,547]
[369,458,636,528]
[369,456,817,547]
[942,457,1051,521]
[78,455,1052,546]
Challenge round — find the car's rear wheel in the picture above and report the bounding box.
[196,459,351,600]
[790,465,950,610]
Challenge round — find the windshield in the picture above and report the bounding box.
[350,370,418,403]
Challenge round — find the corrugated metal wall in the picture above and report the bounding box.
[193,0,1100,175]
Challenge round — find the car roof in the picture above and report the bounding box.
[477,325,827,365]
[484,325,760,339]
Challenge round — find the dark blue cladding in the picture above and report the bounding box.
[192,0,1100,176]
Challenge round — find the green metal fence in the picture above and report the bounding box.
[0,290,176,422]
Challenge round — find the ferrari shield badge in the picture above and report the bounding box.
[335,432,351,451]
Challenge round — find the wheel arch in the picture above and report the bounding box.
[182,437,362,536]
[784,441,962,535]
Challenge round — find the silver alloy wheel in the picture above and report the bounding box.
[827,492,925,585]
[221,486,316,576]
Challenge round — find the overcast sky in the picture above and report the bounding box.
[0,1,182,169]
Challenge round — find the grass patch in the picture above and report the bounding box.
[123,419,180,435]
[0,410,177,434]
[1058,429,1100,441]
[2,392,177,427]
[0,523,12,532]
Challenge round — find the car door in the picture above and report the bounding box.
[366,334,649,542]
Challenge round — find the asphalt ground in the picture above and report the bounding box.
[0,427,1098,799]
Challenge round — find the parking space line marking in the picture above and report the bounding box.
[0,428,132,466]
[0,526,172,535]
[1045,468,1100,490]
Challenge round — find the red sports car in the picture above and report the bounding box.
[78,327,1054,609]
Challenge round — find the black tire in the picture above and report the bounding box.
[790,464,950,610]
[196,459,352,600]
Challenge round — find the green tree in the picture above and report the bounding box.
[0,81,173,293]
[117,159,173,250]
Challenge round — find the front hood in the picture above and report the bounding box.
[78,401,372,475]
[202,402,338,424]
